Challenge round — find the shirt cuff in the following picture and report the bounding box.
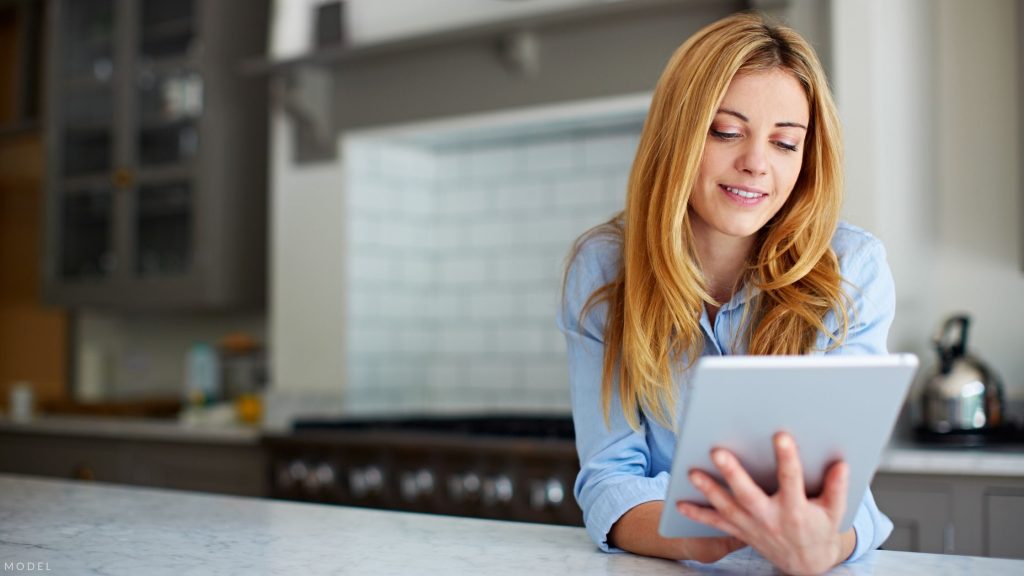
[846,496,893,562]
[584,472,670,553]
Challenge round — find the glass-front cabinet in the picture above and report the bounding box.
[45,0,269,309]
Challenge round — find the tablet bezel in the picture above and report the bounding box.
[658,353,918,538]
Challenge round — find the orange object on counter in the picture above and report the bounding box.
[234,393,263,425]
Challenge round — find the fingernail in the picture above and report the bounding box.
[712,450,728,467]
[777,434,792,450]
[689,471,705,489]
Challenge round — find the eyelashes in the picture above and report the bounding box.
[710,128,800,153]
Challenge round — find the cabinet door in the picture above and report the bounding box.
[872,478,954,554]
[52,0,119,283]
[985,492,1024,559]
[57,0,116,178]
[128,441,265,497]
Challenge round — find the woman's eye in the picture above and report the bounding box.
[710,129,740,140]
[774,141,799,152]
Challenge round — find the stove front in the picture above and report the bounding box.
[264,415,582,526]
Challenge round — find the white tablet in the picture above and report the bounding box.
[659,353,918,538]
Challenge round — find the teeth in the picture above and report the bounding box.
[726,186,764,199]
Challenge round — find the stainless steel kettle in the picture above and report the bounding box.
[920,315,1005,433]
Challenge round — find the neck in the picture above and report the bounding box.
[690,219,756,305]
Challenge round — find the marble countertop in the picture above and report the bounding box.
[2,474,1022,576]
[0,415,260,445]
[879,443,1024,477]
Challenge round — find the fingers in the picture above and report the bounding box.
[676,500,744,539]
[773,432,806,508]
[818,460,849,524]
[684,469,756,535]
[710,448,771,519]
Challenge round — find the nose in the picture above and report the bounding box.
[736,140,769,176]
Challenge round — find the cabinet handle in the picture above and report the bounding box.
[72,464,95,481]
[112,168,134,190]
[943,523,955,554]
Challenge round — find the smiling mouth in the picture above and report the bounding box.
[720,184,767,199]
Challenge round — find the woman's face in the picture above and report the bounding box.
[688,69,810,243]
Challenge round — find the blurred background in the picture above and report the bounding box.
[0,0,1022,558]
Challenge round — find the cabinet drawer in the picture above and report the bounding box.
[985,492,1024,559]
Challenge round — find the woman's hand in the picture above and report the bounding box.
[676,432,855,576]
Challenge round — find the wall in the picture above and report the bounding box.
[832,0,1023,401]
[342,114,641,413]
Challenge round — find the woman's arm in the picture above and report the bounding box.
[559,238,743,562]
[610,501,745,562]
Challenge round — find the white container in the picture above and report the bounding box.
[9,381,34,422]
[184,343,221,406]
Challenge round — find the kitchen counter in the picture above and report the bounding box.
[2,474,1022,575]
[0,414,260,445]
[879,442,1024,477]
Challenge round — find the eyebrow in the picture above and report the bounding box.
[717,107,807,130]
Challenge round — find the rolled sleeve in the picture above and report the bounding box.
[848,490,894,561]
[584,473,669,552]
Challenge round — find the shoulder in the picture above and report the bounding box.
[566,226,623,292]
[830,221,888,274]
[559,226,622,334]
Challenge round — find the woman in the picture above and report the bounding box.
[557,12,895,575]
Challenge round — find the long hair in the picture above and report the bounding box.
[565,12,850,430]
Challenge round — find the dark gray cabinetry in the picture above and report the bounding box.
[873,472,1024,559]
[45,0,269,310]
[0,429,265,497]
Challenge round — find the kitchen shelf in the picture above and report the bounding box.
[241,0,719,76]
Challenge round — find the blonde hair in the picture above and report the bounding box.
[566,12,850,430]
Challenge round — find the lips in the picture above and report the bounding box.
[719,184,768,205]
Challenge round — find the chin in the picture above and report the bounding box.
[714,218,766,239]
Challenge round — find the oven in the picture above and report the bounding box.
[264,415,582,526]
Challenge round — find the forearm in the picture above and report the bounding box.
[610,500,738,562]
[609,501,687,560]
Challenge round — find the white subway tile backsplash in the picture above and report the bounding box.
[440,327,489,355]
[345,118,639,413]
[430,292,462,319]
[551,177,606,208]
[350,252,393,283]
[401,185,435,217]
[522,287,558,320]
[582,130,639,168]
[439,256,488,285]
[524,138,578,174]
[347,326,393,355]
[401,256,434,286]
[470,145,522,179]
[495,183,547,212]
[468,290,518,319]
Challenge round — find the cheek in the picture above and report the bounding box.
[776,158,803,197]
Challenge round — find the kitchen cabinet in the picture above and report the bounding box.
[44,0,269,310]
[0,425,265,497]
[872,472,1024,559]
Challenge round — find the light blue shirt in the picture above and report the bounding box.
[557,221,895,562]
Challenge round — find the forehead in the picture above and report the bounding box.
[718,69,809,123]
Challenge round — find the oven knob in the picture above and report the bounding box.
[530,478,565,510]
[349,465,384,498]
[462,472,481,497]
[482,475,514,506]
[305,462,336,492]
[279,459,308,490]
[401,469,435,501]
[447,472,481,502]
